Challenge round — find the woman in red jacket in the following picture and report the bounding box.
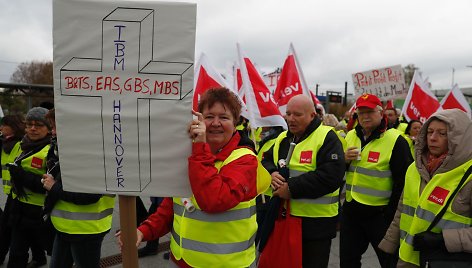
[118,87,264,267]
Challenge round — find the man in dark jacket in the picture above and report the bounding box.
[340,94,413,268]
[262,95,345,267]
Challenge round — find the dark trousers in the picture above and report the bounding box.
[255,195,270,245]
[49,234,105,268]
[303,239,332,268]
[0,195,12,263]
[7,224,47,268]
[339,201,395,268]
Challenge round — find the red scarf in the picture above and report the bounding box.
[426,151,448,175]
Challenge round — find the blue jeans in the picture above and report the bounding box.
[50,233,105,268]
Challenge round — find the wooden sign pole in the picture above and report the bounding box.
[119,195,139,268]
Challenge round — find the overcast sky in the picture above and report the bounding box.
[1,0,471,94]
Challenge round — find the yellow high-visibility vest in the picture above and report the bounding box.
[273,126,340,218]
[1,141,22,195]
[257,138,277,196]
[399,160,472,266]
[51,194,115,234]
[171,148,262,268]
[12,145,50,206]
[345,129,400,206]
[397,122,408,133]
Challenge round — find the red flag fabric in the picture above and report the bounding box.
[273,43,313,114]
[401,71,440,123]
[348,102,356,114]
[237,44,287,129]
[193,53,232,111]
[440,84,471,118]
[233,61,246,103]
[309,91,325,115]
[385,99,395,110]
[193,53,247,116]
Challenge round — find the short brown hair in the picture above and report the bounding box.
[1,115,25,139]
[45,108,55,123]
[197,88,242,125]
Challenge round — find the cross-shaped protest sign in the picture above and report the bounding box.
[54,2,195,267]
[58,7,193,193]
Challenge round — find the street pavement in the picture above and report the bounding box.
[0,194,380,267]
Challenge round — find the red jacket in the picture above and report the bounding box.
[138,131,258,267]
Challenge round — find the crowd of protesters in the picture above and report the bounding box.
[1,90,471,268]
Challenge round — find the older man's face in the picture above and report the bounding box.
[357,107,383,132]
[286,101,315,137]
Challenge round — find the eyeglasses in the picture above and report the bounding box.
[356,109,381,116]
[26,123,46,129]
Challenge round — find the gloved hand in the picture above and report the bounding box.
[8,163,27,180]
[413,231,446,251]
[7,164,28,199]
[278,166,289,180]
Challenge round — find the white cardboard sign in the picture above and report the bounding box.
[53,0,196,197]
[352,64,407,100]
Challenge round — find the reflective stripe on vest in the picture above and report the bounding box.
[171,148,258,267]
[273,126,340,218]
[51,195,115,234]
[13,145,50,206]
[290,169,339,205]
[399,160,472,266]
[345,129,400,206]
[1,142,22,194]
[173,202,256,222]
[171,220,256,255]
[347,165,392,178]
[345,183,392,198]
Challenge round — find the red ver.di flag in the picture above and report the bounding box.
[273,43,313,114]
[192,53,246,114]
[310,91,325,115]
[233,61,245,102]
[193,53,231,111]
[440,84,471,118]
[231,61,250,119]
[401,71,440,123]
[237,43,287,129]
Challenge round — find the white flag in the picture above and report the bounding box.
[237,43,287,129]
[440,84,471,118]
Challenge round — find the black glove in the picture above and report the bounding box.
[8,163,27,181]
[8,163,44,194]
[7,164,28,199]
[279,166,289,180]
[413,231,446,251]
